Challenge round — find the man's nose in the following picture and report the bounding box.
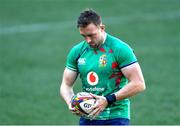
[85,37,91,43]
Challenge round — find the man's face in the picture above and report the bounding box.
[79,23,105,48]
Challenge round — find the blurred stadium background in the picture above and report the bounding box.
[0,0,180,125]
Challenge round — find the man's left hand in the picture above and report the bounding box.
[88,93,108,119]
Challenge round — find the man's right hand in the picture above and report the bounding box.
[68,103,87,117]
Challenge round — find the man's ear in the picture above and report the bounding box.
[100,24,105,31]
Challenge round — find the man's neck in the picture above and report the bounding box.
[96,32,107,49]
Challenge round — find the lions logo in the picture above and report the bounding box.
[99,54,107,67]
[87,71,99,86]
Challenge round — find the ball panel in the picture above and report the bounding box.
[79,99,96,114]
[71,92,96,115]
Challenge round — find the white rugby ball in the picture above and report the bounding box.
[71,92,96,115]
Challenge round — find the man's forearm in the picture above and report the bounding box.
[115,80,145,101]
[60,83,74,105]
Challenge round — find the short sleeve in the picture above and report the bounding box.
[66,46,78,72]
[117,43,137,68]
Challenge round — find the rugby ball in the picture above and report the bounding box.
[71,92,96,115]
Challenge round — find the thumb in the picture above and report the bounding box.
[68,103,76,111]
[90,93,100,99]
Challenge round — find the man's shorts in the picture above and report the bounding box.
[79,117,130,125]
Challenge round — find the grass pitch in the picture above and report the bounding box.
[0,0,180,125]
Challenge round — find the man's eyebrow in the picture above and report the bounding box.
[81,33,96,37]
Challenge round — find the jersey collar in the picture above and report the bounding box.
[102,32,107,44]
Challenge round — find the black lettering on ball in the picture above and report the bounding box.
[84,103,92,108]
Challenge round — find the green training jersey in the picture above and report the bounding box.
[66,33,137,120]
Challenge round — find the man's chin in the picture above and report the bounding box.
[89,44,97,48]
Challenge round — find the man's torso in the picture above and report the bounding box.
[66,33,137,119]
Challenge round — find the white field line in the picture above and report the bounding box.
[0,11,180,35]
[104,10,180,23]
[0,21,74,35]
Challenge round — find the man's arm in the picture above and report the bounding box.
[115,62,146,100]
[89,62,145,118]
[60,68,78,105]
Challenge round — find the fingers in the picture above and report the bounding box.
[87,98,107,119]
[69,104,82,114]
[88,101,102,119]
[69,104,85,116]
[88,108,100,119]
[74,110,84,116]
[68,104,76,111]
[88,106,104,119]
[90,93,99,99]
[69,106,77,114]
[72,109,86,117]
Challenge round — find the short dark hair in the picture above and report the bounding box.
[77,9,102,28]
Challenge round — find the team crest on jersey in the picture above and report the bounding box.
[99,54,107,67]
[87,71,99,86]
[78,58,86,65]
